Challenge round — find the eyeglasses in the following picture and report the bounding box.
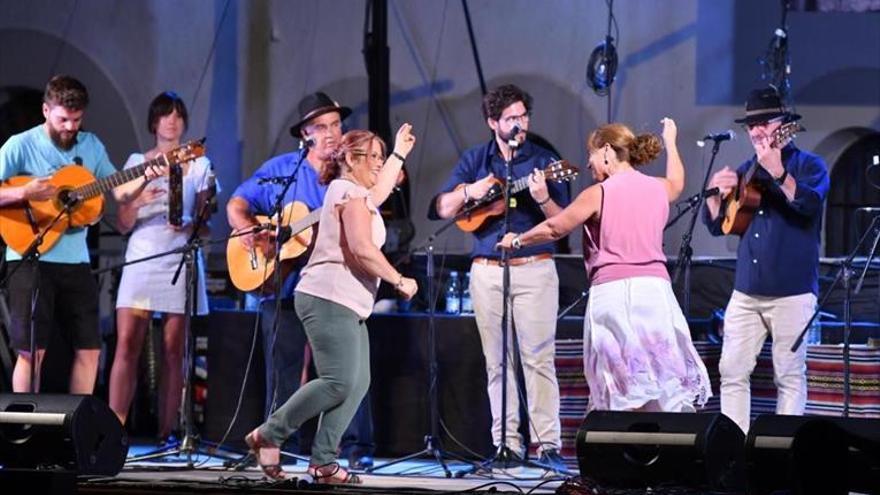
[352,151,385,162]
[501,112,531,125]
[741,116,784,131]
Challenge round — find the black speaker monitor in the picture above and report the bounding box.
[0,394,127,475]
[746,414,880,495]
[576,411,745,490]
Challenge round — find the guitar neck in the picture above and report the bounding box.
[288,207,322,234]
[73,154,170,199]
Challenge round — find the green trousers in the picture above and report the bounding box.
[259,292,370,465]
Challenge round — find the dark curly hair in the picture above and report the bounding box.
[148,91,189,134]
[320,130,387,185]
[587,123,663,167]
[44,75,89,111]
[481,84,532,121]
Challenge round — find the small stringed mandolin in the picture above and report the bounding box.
[720,122,802,235]
[455,159,578,233]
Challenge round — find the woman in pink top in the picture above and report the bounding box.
[499,118,710,413]
[245,126,418,483]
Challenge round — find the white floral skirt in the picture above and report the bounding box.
[583,276,712,412]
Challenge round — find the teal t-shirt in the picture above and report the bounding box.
[0,124,117,263]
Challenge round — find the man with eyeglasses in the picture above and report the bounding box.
[702,87,830,434]
[228,92,374,469]
[429,84,569,472]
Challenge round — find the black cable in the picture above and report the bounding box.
[461,0,487,96]
[759,0,793,108]
[189,0,232,114]
[47,0,80,78]
[586,0,619,103]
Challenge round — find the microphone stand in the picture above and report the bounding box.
[790,213,880,417]
[228,145,311,469]
[456,131,558,478]
[557,290,589,321]
[0,199,75,393]
[109,186,246,466]
[671,138,724,317]
[367,213,474,478]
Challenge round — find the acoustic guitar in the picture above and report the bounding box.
[0,139,205,256]
[721,122,802,235]
[226,201,321,292]
[455,159,579,233]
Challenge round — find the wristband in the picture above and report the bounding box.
[774,169,788,185]
[536,195,551,206]
[463,185,470,202]
[394,275,405,289]
[391,151,406,163]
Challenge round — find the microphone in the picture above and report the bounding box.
[257,176,293,185]
[506,124,521,148]
[73,156,83,166]
[701,186,721,198]
[249,247,258,270]
[697,130,736,147]
[301,135,316,149]
[677,187,721,206]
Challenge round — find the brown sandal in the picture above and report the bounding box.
[244,428,286,480]
[308,462,362,484]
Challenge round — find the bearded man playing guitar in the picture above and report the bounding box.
[0,75,125,394]
[703,87,830,434]
[429,84,570,472]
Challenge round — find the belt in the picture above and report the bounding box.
[473,253,552,267]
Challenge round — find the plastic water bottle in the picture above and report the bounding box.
[806,317,822,345]
[461,272,473,314]
[445,271,461,314]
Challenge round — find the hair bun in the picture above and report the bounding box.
[629,133,663,166]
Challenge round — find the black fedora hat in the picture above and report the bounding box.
[289,92,352,137]
[734,87,801,125]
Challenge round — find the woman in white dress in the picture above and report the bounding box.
[108,92,216,439]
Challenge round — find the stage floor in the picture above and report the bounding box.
[78,441,569,494]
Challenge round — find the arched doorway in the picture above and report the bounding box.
[821,128,880,257]
[0,29,139,394]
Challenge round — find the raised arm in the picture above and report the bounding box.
[657,117,685,202]
[370,123,415,206]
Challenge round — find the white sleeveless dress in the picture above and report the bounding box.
[115,153,216,315]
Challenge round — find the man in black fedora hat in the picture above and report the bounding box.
[702,87,830,434]
[228,91,377,465]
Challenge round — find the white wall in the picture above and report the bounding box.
[1,0,878,261]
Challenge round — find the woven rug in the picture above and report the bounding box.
[555,339,880,465]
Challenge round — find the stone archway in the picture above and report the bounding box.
[817,127,880,257]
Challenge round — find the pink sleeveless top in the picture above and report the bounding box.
[582,170,670,286]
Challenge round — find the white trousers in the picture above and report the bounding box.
[470,259,562,455]
[719,290,816,434]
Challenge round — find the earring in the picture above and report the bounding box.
[604,151,609,165]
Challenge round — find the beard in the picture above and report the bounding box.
[48,125,78,150]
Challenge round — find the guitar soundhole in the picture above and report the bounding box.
[57,189,80,209]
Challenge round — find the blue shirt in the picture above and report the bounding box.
[703,143,829,296]
[429,140,570,259]
[0,124,117,263]
[231,149,327,298]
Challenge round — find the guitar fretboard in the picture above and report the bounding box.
[288,208,322,235]
[73,154,170,199]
